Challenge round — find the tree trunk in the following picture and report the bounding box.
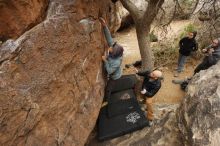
[136,24,154,70]
[119,0,164,70]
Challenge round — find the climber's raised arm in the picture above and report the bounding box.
[99,17,115,47]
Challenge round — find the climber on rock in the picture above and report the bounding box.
[136,69,162,122]
[99,17,124,100]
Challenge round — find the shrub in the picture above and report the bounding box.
[179,23,197,39]
[149,31,158,42]
[153,42,179,67]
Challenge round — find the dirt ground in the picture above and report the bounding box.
[114,20,199,104]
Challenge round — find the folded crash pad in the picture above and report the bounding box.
[107,89,136,104]
[110,74,137,93]
[107,92,138,118]
[98,104,149,141]
[98,75,149,141]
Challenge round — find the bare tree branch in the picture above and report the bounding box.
[176,0,184,14]
[120,0,142,22]
[142,0,165,28]
[161,0,178,27]
[190,0,200,14]
[194,0,214,14]
[213,0,220,19]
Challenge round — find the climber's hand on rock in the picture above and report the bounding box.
[99,17,106,26]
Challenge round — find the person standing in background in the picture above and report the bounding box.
[175,31,198,77]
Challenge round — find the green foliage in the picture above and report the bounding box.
[184,23,196,32]
[153,43,179,67]
[149,31,158,42]
[184,0,194,7]
[179,23,197,39]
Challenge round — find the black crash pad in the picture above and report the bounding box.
[107,95,138,118]
[98,74,148,141]
[110,74,137,93]
[98,104,149,141]
[107,89,136,104]
[107,89,138,118]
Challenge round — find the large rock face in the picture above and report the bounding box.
[177,62,220,146]
[0,0,111,145]
[0,0,49,40]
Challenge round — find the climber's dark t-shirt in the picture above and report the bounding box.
[137,70,161,98]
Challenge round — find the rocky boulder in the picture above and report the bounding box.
[0,0,49,40]
[0,0,111,145]
[177,62,220,146]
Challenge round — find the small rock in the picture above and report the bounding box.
[79,18,95,34]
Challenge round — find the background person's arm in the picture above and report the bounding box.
[144,84,161,97]
[193,42,198,51]
[136,70,151,77]
[179,37,185,48]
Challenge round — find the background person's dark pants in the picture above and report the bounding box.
[194,56,216,75]
[194,62,210,74]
